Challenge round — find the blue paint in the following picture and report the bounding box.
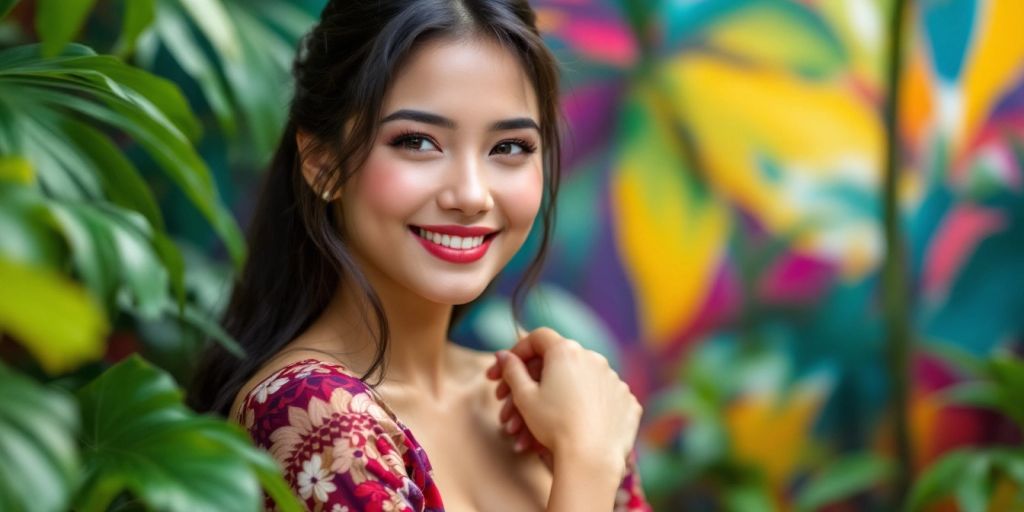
[921,0,977,82]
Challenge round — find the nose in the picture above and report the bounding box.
[437,155,493,216]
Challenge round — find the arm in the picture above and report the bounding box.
[547,449,625,512]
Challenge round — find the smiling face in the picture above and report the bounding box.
[333,36,544,306]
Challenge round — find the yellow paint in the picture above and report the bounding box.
[662,55,884,276]
[958,0,1024,159]
[611,87,730,346]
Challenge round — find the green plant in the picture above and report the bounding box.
[0,2,306,510]
[904,344,1024,512]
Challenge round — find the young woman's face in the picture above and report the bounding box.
[338,36,544,306]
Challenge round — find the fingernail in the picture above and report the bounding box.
[514,439,525,452]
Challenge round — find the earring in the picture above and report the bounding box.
[321,190,332,202]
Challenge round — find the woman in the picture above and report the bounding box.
[188,1,649,510]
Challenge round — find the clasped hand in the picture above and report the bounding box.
[484,327,643,474]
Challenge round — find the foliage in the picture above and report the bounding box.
[0,1,313,510]
[903,344,1024,511]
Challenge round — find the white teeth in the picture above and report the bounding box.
[415,228,489,250]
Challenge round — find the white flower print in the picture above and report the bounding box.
[253,374,289,404]
[349,392,389,421]
[297,454,337,502]
[293,361,332,379]
[331,505,350,512]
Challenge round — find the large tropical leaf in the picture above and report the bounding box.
[0,363,80,512]
[0,43,244,267]
[138,0,315,164]
[75,355,302,512]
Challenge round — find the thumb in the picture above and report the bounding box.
[498,351,537,403]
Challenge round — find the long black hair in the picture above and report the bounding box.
[187,0,562,416]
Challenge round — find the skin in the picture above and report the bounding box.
[233,35,641,511]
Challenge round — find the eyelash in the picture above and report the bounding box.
[387,130,538,155]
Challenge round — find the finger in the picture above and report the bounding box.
[497,357,540,400]
[498,351,537,402]
[486,353,500,380]
[526,357,543,381]
[514,430,532,452]
[504,413,523,436]
[499,396,515,423]
[505,327,564,364]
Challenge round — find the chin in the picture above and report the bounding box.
[417,281,491,306]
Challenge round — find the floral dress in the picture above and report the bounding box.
[237,358,652,512]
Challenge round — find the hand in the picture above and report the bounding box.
[487,327,643,472]
[487,349,552,468]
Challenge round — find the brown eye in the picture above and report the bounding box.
[388,132,440,152]
[491,139,536,156]
[493,142,518,155]
[401,136,438,152]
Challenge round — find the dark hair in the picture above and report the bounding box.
[187,0,562,416]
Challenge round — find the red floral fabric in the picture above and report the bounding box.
[238,359,651,511]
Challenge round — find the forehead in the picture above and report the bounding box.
[382,36,540,123]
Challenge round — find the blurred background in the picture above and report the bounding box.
[0,0,1022,511]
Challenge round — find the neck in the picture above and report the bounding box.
[312,263,455,400]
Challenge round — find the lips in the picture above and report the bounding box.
[408,224,500,264]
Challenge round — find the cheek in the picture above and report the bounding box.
[348,154,434,223]
[496,165,544,229]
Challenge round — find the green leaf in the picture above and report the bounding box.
[0,183,64,268]
[176,301,245,358]
[113,0,157,57]
[905,449,975,511]
[955,455,993,512]
[152,3,235,135]
[49,201,170,318]
[60,118,164,230]
[0,364,80,512]
[36,0,99,57]
[0,50,245,265]
[723,483,775,512]
[75,355,302,512]
[0,0,20,19]
[0,256,107,374]
[797,453,895,511]
[0,155,33,184]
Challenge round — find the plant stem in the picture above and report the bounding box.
[881,0,913,506]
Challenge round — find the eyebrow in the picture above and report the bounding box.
[380,109,540,133]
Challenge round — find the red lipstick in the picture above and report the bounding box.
[410,225,499,264]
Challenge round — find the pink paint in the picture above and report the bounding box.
[562,19,637,67]
[759,252,836,304]
[923,205,1006,297]
[664,261,742,360]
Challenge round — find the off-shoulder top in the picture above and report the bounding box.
[236,358,652,511]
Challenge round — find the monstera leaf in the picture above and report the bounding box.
[0,363,80,512]
[138,0,315,163]
[75,355,302,512]
[0,43,244,267]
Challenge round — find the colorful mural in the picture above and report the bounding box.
[461,0,1024,509]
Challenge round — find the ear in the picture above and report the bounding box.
[296,130,335,201]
